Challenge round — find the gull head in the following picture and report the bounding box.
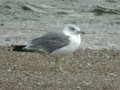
[63,24,80,36]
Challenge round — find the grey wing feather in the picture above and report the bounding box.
[25,32,70,53]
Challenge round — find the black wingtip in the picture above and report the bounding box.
[12,45,37,52]
[12,45,26,52]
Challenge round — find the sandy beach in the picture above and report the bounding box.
[0,47,120,90]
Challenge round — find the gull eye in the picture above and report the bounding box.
[69,26,75,31]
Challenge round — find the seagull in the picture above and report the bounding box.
[23,24,81,71]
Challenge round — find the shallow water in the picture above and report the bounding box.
[0,0,120,49]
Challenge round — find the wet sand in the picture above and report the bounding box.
[0,47,120,90]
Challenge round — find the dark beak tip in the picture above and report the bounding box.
[80,31,86,34]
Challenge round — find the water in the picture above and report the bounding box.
[0,0,120,49]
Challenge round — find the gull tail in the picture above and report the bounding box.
[12,45,48,54]
[12,45,33,52]
[12,45,26,51]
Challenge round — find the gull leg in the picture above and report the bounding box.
[55,56,63,72]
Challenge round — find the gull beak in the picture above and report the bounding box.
[79,31,86,35]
